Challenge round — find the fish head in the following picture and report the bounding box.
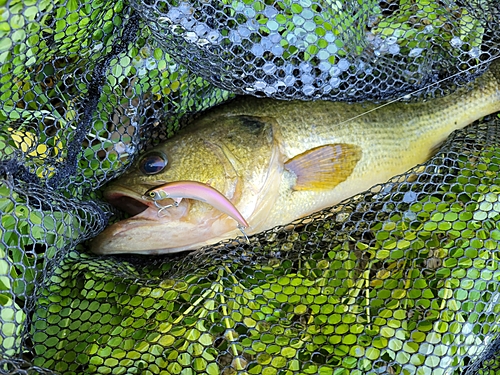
[91,111,282,254]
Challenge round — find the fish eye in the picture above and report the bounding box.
[139,152,168,175]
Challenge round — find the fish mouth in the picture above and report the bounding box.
[104,185,156,218]
[106,194,149,216]
[93,183,239,254]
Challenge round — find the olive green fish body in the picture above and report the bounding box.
[91,60,500,254]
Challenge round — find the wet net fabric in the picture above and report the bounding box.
[1,1,500,374]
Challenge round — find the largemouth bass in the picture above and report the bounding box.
[91,60,500,255]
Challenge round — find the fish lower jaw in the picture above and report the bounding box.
[91,212,242,254]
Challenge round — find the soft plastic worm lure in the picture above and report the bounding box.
[144,180,250,240]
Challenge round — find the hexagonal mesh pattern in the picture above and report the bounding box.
[136,0,500,100]
[1,1,500,374]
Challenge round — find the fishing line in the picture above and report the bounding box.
[335,57,500,128]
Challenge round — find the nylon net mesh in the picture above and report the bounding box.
[1,0,500,374]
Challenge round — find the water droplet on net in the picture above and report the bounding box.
[303,84,315,96]
[195,24,209,37]
[318,50,330,61]
[450,36,463,48]
[301,73,314,84]
[229,30,242,43]
[166,9,181,22]
[253,80,267,90]
[337,58,350,72]
[237,26,251,38]
[269,32,281,43]
[292,14,305,26]
[403,191,418,203]
[263,63,276,75]
[286,33,298,44]
[469,47,480,58]
[260,36,274,50]
[284,75,296,87]
[264,5,278,18]
[264,85,277,95]
[326,43,338,54]
[388,44,400,55]
[386,36,398,45]
[409,47,424,57]
[271,45,284,56]
[299,61,312,73]
[267,20,279,32]
[178,2,192,15]
[251,44,264,57]
[329,77,340,88]
[180,17,195,29]
[329,65,341,77]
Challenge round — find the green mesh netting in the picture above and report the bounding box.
[1,1,500,374]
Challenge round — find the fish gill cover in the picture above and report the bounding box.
[1,0,500,374]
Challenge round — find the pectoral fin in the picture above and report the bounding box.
[285,144,362,191]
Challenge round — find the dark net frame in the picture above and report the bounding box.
[1,0,500,374]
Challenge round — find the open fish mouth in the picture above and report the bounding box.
[93,184,238,254]
[104,187,153,217]
[106,194,149,216]
[103,184,191,223]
